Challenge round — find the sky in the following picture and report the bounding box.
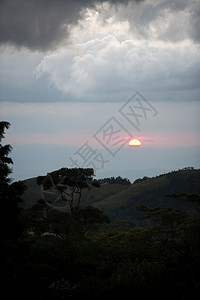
[0,0,200,182]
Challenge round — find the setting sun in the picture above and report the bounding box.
[129,139,142,147]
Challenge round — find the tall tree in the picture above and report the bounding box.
[0,121,25,239]
[37,168,100,214]
[0,121,13,188]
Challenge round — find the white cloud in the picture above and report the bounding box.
[34,2,200,101]
[36,31,200,101]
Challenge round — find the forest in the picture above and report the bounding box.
[1,121,200,300]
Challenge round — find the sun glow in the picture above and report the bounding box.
[129,138,142,147]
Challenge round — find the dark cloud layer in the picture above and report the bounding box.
[0,0,137,51]
[1,0,199,51]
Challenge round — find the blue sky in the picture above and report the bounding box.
[0,0,200,182]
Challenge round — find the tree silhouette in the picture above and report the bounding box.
[0,121,25,239]
[0,121,13,188]
[37,168,100,214]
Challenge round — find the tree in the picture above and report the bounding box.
[37,168,100,214]
[0,121,25,239]
[97,176,131,185]
[1,121,26,299]
[73,206,110,234]
[167,192,200,214]
[137,205,188,227]
[0,121,13,188]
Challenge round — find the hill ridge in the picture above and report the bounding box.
[21,168,200,222]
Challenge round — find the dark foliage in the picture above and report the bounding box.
[134,176,149,184]
[36,168,100,214]
[4,193,200,300]
[97,176,131,185]
[0,122,26,297]
[0,121,26,239]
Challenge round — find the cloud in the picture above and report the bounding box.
[0,0,199,51]
[113,0,200,43]
[35,33,200,101]
[32,1,200,101]
[0,0,89,51]
[0,0,138,51]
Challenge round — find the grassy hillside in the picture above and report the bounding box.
[21,178,129,209]
[80,183,129,207]
[93,175,170,219]
[93,169,200,222]
[21,168,200,223]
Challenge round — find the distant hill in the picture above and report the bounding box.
[21,168,200,223]
[20,177,129,209]
[93,168,200,222]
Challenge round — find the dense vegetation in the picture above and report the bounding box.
[97,176,131,185]
[1,121,200,299]
[4,196,200,300]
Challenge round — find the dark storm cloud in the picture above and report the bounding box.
[115,0,200,43]
[1,0,198,51]
[0,0,138,51]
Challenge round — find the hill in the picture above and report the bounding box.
[21,168,200,223]
[20,177,129,209]
[93,168,200,222]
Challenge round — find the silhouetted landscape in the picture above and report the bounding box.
[2,120,200,299]
[22,167,200,224]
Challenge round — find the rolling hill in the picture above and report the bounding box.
[93,168,200,222]
[21,168,200,223]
